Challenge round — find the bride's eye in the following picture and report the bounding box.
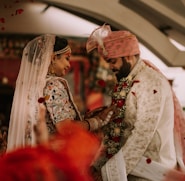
[66,55,70,61]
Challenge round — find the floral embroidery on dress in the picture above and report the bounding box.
[43,76,80,134]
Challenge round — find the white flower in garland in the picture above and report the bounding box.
[120,90,126,97]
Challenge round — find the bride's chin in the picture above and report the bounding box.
[62,71,66,76]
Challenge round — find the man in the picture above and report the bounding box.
[86,24,185,181]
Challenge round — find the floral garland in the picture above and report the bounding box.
[93,75,135,170]
[105,75,134,156]
[92,60,144,171]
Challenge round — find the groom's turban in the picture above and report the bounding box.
[86,24,140,60]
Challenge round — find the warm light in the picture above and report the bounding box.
[2,77,8,84]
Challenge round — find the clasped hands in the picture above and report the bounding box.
[84,105,118,131]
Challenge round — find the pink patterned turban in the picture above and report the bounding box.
[86,24,140,60]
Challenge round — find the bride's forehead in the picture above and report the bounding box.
[64,51,71,56]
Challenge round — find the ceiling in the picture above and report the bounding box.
[120,0,185,47]
[40,0,185,67]
[1,0,185,67]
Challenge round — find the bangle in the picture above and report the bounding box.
[85,118,99,131]
[95,116,103,126]
[84,120,90,130]
[96,110,114,127]
[85,110,113,131]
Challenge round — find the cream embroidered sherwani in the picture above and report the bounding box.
[102,59,177,181]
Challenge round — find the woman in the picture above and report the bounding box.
[7,34,115,152]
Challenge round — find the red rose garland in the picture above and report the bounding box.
[92,76,137,170]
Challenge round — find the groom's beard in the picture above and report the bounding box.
[113,58,131,81]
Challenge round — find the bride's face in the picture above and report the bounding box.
[51,52,71,77]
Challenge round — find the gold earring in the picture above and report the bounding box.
[51,66,55,74]
[51,60,56,74]
[48,64,55,75]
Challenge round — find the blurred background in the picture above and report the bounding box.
[0,0,185,153]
